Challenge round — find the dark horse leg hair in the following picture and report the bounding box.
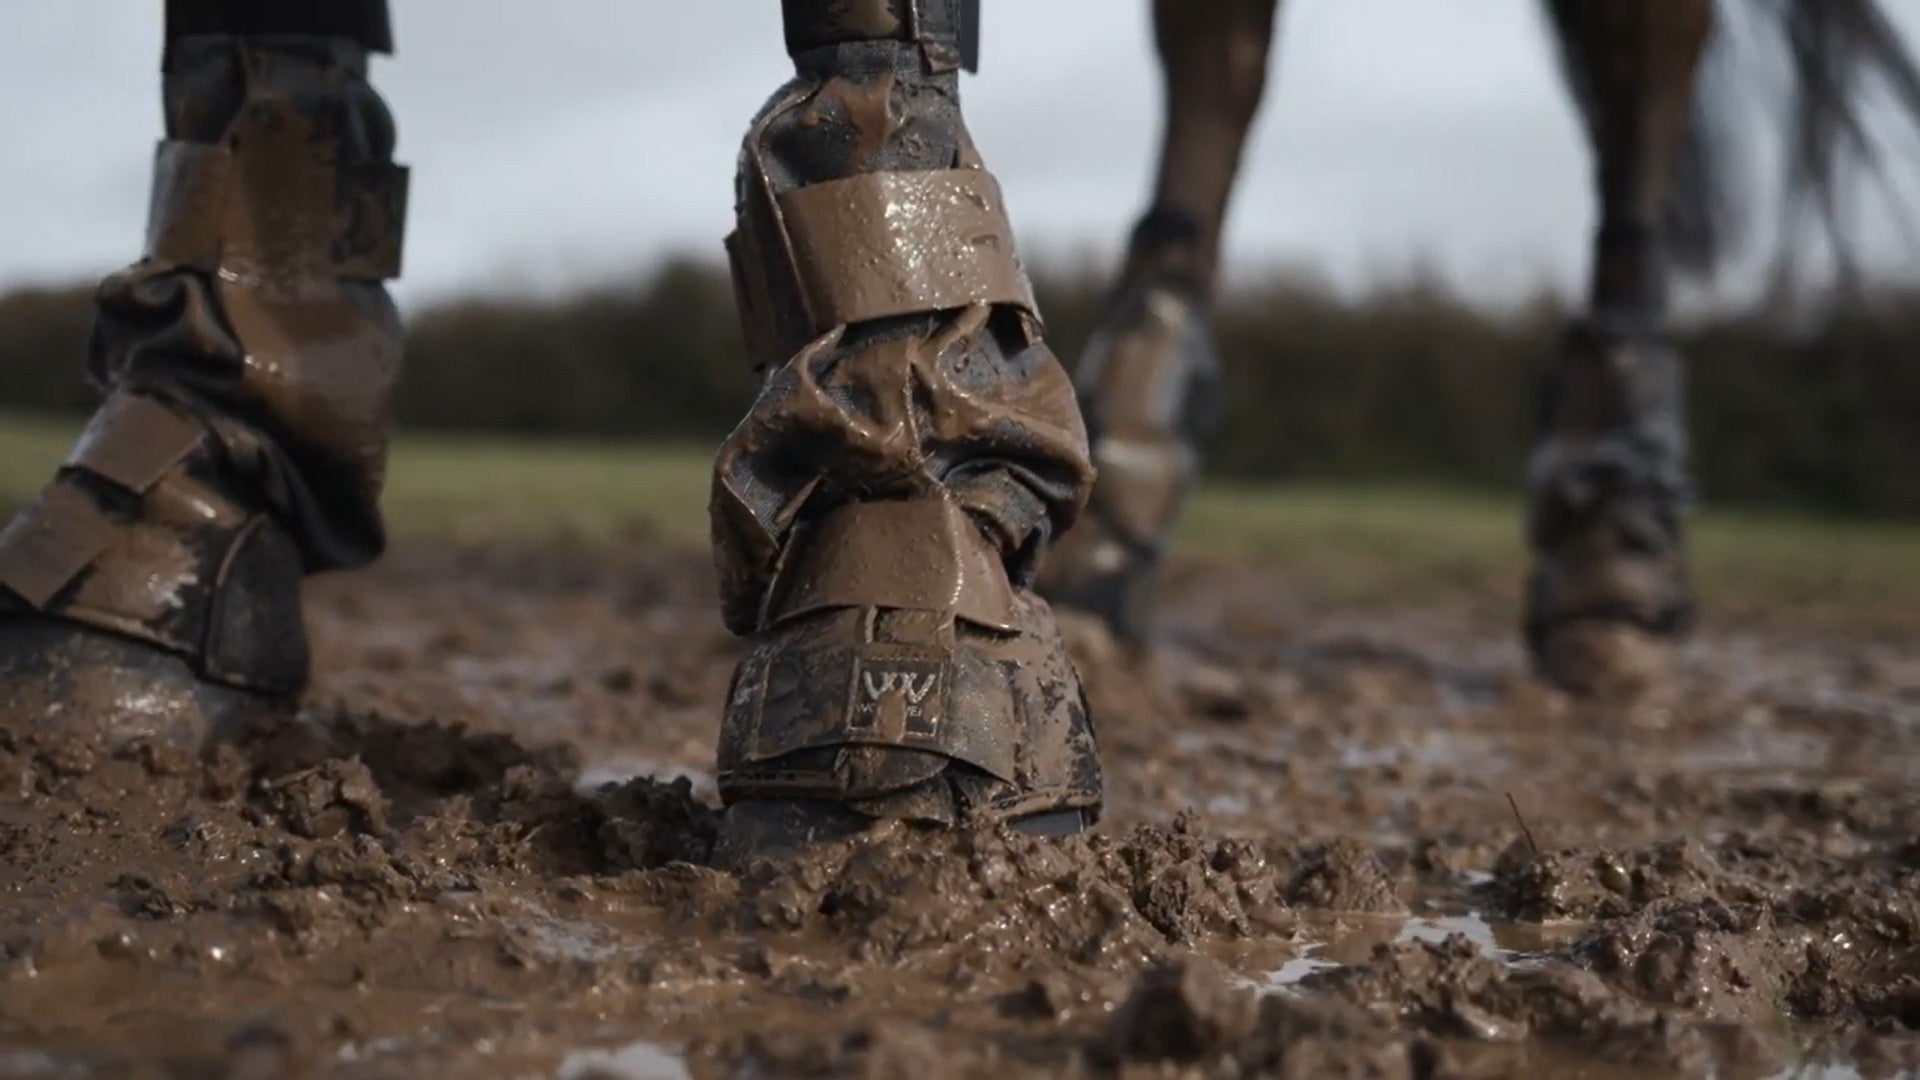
[1542,0,1716,322]
[1766,0,1920,288]
[1549,0,1920,298]
[1128,0,1282,300]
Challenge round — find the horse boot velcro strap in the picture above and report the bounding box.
[727,168,1038,371]
[783,0,969,71]
[64,389,207,492]
[0,393,205,612]
[718,497,1027,806]
[0,393,309,694]
[764,497,1019,632]
[0,483,120,613]
[144,136,409,284]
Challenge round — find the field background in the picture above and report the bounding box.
[5,264,1918,515]
[5,260,1916,632]
[4,408,1914,633]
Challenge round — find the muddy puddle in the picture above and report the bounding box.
[3,541,1919,1077]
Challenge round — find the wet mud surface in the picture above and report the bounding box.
[4,541,1918,1077]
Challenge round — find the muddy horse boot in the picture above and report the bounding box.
[1039,210,1224,643]
[710,0,1103,859]
[1040,0,1279,640]
[1528,0,1710,695]
[0,1,406,763]
[1525,317,1693,696]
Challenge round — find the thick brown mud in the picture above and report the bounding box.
[3,541,1917,1078]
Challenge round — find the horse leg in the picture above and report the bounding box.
[1040,0,1281,640]
[0,0,406,753]
[710,0,1103,861]
[1130,0,1283,298]
[1528,0,1713,695]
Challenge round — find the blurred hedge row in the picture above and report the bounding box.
[4,259,1916,514]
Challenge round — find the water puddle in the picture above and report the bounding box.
[575,757,717,797]
[521,912,626,965]
[0,1051,79,1078]
[1393,913,1514,958]
[557,1040,690,1080]
[1224,909,1583,996]
[1173,726,1506,775]
[336,1037,416,1065]
[1664,724,1831,774]
[1260,952,1343,988]
[1336,730,1505,772]
[1767,1065,1864,1080]
[333,1034,693,1078]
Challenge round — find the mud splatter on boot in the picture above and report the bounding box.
[0,400,308,761]
[0,22,406,758]
[711,12,1101,861]
[1525,317,1693,697]
[1041,210,1223,641]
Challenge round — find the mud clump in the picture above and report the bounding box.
[1485,830,1920,1043]
[1489,836,1766,922]
[1574,900,1791,1021]
[1285,838,1406,914]
[592,775,720,869]
[1306,933,1793,1074]
[1100,959,1412,1076]
[704,819,1290,966]
[259,758,389,839]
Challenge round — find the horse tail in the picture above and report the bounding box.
[1663,27,1741,281]
[1545,0,1920,286]
[1752,0,1920,287]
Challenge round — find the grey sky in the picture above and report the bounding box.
[2,1,1916,310]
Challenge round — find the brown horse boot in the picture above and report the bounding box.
[711,4,1102,861]
[1040,209,1223,641]
[0,11,407,766]
[1524,316,1693,697]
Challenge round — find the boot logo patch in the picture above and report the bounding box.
[849,658,946,742]
[862,670,938,703]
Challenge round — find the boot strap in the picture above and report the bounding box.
[0,483,118,612]
[721,635,1023,797]
[144,134,407,284]
[720,496,1028,796]
[0,394,307,693]
[764,496,1018,632]
[728,167,1037,371]
[0,394,203,608]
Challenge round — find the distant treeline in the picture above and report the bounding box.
[4,260,1916,515]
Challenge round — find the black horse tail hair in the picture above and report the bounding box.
[1760,0,1920,289]
[1546,0,1920,288]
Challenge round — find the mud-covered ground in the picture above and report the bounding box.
[3,540,1918,1078]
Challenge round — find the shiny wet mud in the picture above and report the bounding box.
[2,540,1917,1077]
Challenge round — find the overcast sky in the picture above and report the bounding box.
[3,1,1916,310]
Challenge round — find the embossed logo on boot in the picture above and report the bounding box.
[849,657,946,742]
